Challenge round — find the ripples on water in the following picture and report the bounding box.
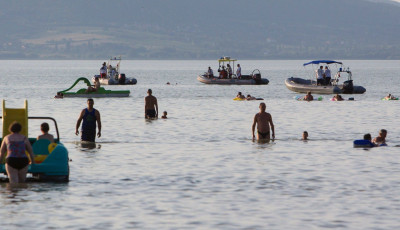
[0,60,399,229]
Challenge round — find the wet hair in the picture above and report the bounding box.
[9,121,22,133]
[363,133,371,141]
[41,122,50,132]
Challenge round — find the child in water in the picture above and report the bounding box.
[161,111,168,119]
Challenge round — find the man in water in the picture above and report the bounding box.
[372,129,387,146]
[75,98,101,142]
[302,131,308,140]
[252,103,275,141]
[145,89,158,119]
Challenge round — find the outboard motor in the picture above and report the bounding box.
[342,80,354,94]
[118,74,126,85]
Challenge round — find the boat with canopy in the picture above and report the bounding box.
[197,57,269,85]
[92,56,137,85]
[285,60,366,94]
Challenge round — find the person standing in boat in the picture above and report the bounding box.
[316,66,324,85]
[207,67,214,78]
[236,64,242,79]
[75,98,102,142]
[252,103,275,141]
[145,89,158,119]
[100,62,107,79]
[324,66,331,85]
[226,64,233,78]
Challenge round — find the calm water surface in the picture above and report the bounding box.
[0,60,399,229]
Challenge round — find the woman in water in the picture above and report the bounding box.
[0,122,35,183]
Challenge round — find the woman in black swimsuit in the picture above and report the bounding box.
[0,122,35,183]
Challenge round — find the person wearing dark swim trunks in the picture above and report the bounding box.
[252,103,275,141]
[76,98,102,142]
[145,89,158,119]
[0,122,35,183]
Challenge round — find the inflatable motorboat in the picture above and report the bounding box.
[57,77,130,98]
[285,60,366,94]
[0,100,69,182]
[198,57,269,85]
[92,56,137,85]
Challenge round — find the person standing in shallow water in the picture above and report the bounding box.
[0,122,35,183]
[252,103,275,141]
[145,89,158,119]
[75,98,101,142]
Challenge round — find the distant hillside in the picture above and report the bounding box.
[0,0,399,59]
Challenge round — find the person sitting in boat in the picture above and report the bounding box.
[100,62,107,78]
[324,66,331,85]
[37,122,55,143]
[226,64,233,79]
[236,64,242,79]
[303,91,314,101]
[86,77,100,93]
[384,94,396,100]
[207,67,214,78]
[372,129,387,146]
[316,66,324,85]
[236,92,245,99]
[246,94,257,100]
[332,94,344,101]
[54,92,64,99]
[219,66,227,79]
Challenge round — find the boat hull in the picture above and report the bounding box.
[285,77,366,94]
[95,77,137,85]
[197,75,269,85]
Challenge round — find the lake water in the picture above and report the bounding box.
[0,60,399,229]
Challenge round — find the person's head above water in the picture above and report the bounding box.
[363,133,372,141]
[302,131,308,140]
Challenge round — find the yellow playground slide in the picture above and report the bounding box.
[2,100,28,138]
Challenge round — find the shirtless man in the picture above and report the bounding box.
[145,89,158,119]
[252,103,275,141]
[372,129,387,146]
